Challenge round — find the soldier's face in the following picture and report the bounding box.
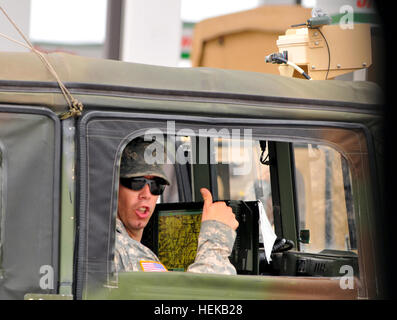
[117,175,159,241]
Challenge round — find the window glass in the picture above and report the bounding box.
[213,138,274,228]
[160,136,193,203]
[160,163,179,203]
[293,143,356,253]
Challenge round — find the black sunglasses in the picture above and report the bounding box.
[120,177,167,195]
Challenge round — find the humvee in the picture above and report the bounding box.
[0,51,385,300]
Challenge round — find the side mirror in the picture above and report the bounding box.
[299,229,310,244]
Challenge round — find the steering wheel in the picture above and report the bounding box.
[272,238,294,253]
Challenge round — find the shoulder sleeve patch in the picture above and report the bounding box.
[139,260,168,272]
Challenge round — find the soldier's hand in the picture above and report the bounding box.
[200,188,239,231]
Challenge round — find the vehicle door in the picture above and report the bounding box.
[74,92,381,299]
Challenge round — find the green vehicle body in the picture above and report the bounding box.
[0,52,385,300]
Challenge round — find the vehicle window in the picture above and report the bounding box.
[293,143,357,253]
[160,136,193,203]
[80,113,372,298]
[213,137,274,228]
[135,134,270,275]
[159,163,179,203]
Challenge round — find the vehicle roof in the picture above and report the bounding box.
[0,52,383,120]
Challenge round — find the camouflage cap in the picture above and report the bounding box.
[120,137,171,185]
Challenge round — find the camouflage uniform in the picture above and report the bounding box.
[114,218,159,271]
[114,137,237,275]
[114,218,237,275]
[186,220,237,275]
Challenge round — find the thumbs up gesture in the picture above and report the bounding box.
[200,188,239,231]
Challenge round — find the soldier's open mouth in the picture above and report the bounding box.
[135,206,150,219]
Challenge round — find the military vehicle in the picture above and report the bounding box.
[0,49,385,300]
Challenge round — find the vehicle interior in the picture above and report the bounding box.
[134,133,359,278]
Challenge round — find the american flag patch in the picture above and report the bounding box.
[140,260,168,272]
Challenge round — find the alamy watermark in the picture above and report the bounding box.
[142,121,253,176]
[39,265,54,290]
[339,265,354,290]
[339,5,354,29]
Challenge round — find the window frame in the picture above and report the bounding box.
[76,110,380,299]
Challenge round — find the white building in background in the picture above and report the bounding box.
[0,0,31,52]
[0,0,381,72]
[121,0,182,67]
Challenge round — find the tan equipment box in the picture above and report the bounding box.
[276,24,372,80]
[191,5,312,74]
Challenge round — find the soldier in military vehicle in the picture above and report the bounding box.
[114,137,239,274]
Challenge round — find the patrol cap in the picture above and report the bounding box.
[120,137,171,185]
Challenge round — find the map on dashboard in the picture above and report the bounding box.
[157,209,202,271]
